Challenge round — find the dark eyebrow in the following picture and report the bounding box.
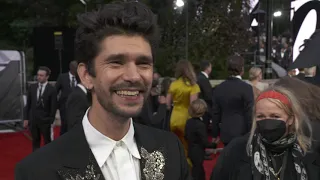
[136,55,153,63]
[105,53,153,63]
[105,54,126,62]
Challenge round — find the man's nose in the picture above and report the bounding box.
[122,64,141,82]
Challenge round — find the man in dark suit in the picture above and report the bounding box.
[197,60,212,128]
[55,61,78,135]
[23,66,57,151]
[16,2,191,180]
[211,55,254,146]
[65,74,90,131]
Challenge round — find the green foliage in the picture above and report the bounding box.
[1,0,252,79]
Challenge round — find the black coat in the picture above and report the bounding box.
[211,77,254,144]
[211,135,320,180]
[197,73,213,107]
[15,123,191,180]
[24,83,57,124]
[65,86,90,131]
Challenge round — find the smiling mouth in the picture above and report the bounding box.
[115,90,141,97]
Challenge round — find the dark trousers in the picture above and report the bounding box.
[202,111,211,130]
[59,106,67,136]
[30,120,51,151]
[189,148,205,180]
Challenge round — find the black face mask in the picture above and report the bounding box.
[256,119,287,143]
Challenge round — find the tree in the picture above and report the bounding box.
[152,0,252,78]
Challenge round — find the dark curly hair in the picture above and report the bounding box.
[75,1,159,76]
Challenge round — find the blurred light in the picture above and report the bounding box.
[79,0,86,5]
[273,11,282,17]
[251,18,258,27]
[176,0,184,7]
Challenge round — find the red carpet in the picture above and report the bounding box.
[0,128,221,180]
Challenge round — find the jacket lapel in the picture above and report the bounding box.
[134,123,166,180]
[56,124,105,180]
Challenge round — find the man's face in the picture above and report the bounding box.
[37,70,48,83]
[88,35,153,120]
[207,64,212,74]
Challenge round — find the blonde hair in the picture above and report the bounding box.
[247,86,312,155]
[188,99,207,118]
[249,67,262,81]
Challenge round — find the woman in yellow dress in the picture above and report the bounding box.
[166,60,200,165]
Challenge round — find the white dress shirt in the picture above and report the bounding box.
[69,72,77,87]
[77,84,87,94]
[37,81,48,99]
[201,71,209,78]
[82,110,141,180]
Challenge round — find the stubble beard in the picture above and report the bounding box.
[95,86,148,124]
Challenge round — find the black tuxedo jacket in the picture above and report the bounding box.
[24,83,57,124]
[66,86,90,131]
[211,77,254,144]
[197,73,213,107]
[15,123,191,180]
[55,73,74,108]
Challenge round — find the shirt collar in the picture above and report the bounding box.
[82,108,140,168]
[77,84,87,94]
[39,81,48,88]
[69,72,74,79]
[232,75,242,80]
[201,71,209,78]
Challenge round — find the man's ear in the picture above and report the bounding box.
[77,63,93,90]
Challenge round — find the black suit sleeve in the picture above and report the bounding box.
[175,135,192,180]
[24,85,32,120]
[49,87,58,124]
[66,94,88,130]
[198,77,212,106]
[211,91,221,138]
[196,122,216,148]
[15,162,34,180]
[243,86,254,132]
[55,75,62,92]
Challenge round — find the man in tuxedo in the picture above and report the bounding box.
[211,55,254,146]
[23,66,57,151]
[197,60,212,128]
[16,2,191,180]
[55,60,78,135]
[65,74,91,131]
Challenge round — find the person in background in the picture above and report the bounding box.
[211,55,254,146]
[167,59,200,166]
[274,76,320,154]
[303,66,319,86]
[152,77,172,130]
[211,86,320,180]
[185,99,216,180]
[197,60,213,129]
[248,67,268,91]
[23,66,57,151]
[65,74,90,131]
[296,68,305,80]
[55,61,78,135]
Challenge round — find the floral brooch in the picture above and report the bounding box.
[141,147,165,180]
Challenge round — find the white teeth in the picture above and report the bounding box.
[116,90,139,96]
